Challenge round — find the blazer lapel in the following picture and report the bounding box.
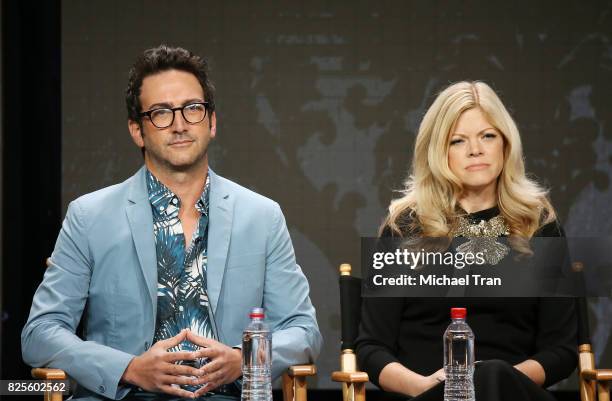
[207,168,234,314]
[125,167,158,311]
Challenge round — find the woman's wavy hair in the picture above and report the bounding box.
[382,81,555,251]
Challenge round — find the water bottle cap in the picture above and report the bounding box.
[450,307,466,319]
[249,307,265,319]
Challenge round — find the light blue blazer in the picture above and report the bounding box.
[22,167,322,400]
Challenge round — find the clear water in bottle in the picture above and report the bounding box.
[241,307,272,401]
[443,307,475,401]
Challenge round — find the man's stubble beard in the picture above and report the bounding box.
[141,130,210,175]
[144,142,210,175]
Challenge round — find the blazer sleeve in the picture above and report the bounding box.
[263,202,323,379]
[21,200,134,400]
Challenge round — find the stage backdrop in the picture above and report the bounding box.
[62,1,612,390]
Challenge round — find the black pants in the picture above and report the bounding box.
[412,359,556,401]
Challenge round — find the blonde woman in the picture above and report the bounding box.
[355,82,576,401]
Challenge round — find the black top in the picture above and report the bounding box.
[355,207,577,388]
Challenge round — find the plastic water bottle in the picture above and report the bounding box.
[443,307,475,401]
[241,307,272,401]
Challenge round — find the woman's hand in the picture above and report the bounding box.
[418,368,445,395]
[514,359,546,386]
[379,363,445,397]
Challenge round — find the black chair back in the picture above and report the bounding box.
[576,297,591,346]
[339,264,362,351]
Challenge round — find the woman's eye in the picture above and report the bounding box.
[450,138,464,145]
[483,132,497,139]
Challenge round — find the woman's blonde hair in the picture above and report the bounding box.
[383,81,555,246]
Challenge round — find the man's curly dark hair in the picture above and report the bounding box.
[125,45,215,123]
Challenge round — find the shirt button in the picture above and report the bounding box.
[144,341,150,349]
[98,385,106,393]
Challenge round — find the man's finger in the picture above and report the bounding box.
[196,370,223,385]
[186,330,218,347]
[197,346,219,360]
[157,329,189,349]
[194,382,219,397]
[201,369,227,385]
[192,375,209,386]
[160,374,199,387]
[159,384,196,399]
[163,350,199,363]
[206,370,220,384]
[162,361,203,377]
[193,386,208,398]
[200,359,223,375]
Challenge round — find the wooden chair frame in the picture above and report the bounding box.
[577,298,612,401]
[331,263,368,401]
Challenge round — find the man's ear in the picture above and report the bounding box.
[210,112,217,139]
[128,119,145,148]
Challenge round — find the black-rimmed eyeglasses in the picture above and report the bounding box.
[140,102,209,129]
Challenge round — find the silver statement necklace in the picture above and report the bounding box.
[452,214,511,265]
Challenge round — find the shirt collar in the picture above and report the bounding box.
[146,169,210,218]
[196,176,210,216]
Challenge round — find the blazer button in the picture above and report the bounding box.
[144,341,150,350]
[98,385,106,393]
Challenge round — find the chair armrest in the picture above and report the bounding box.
[331,371,369,383]
[282,364,317,401]
[581,369,612,381]
[31,368,67,380]
[287,365,317,377]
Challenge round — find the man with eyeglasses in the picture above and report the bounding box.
[22,45,322,401]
